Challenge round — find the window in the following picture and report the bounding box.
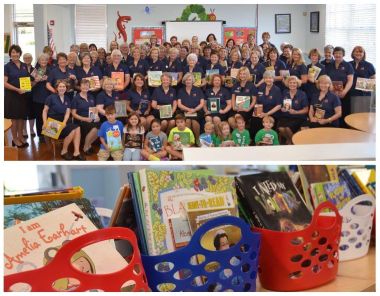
[326,4,376,64]
[13,4,35,60]
[75,5,107,49]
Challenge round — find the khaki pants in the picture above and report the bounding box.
[97,149,124,161]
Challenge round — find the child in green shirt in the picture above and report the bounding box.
[213,121,235,147]
[232,114,251,146]
[255,116,280,145]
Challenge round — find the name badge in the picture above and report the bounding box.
[258,92,263,95]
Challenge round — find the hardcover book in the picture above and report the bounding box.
[41,118,64,140]
[19,77,32,92]
[114,100,128,118]
[124,132,144,149]
[88,107,98,121]
[148,71,163,87]
[149,135,163,152]
[139,99,150,114]
[230,68,240,79]
[167,72,179,86]
[199,134,213,147]
[332,80,344,92]
[283,98,292,111]
[31,68,46,80]
[207,97,221,113]
[159,104,173,119]
[314,107,325,120]
[254,104,263,117]
[172,131,191,150]
[280,70,290,78]
[192,72,202,87]
[355,78,376,92]
[106,126,123,151]
[322,181,352,210]
[308,66,321,81]
[111,72,125,91]
[235,95,250,110]
[265,66,275,78]
[224,76,236,88]
[235,172,312,231]
[83,76,100,91]
[206,69,220,84]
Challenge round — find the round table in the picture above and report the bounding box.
[292,127,375,145]
[344,113,376,134]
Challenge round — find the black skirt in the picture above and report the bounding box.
[4,89,29,119]
[205,110,232,122]
[74,119,101,137]
[151,109,176,121]
[26,92,35,119]
[277,117,306,133]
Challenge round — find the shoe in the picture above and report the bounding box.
[20,141,29,148]
[39,137,46,144]
[84,147,95,155]
[61,152,73,160]
[12,140,28,148]
[31,133,36,137]
[73,154,86,161]
[23,134,28,139]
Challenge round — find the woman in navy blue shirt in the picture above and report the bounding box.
[177,72,205,140]
[104,49,131,97]
[302,75,342,128]
[277,76,309,144]
[325,46,354,126]
[164,47,183,88]
[263,47,287,91]
[288,48,308,85]
[205,51,226,83]
[249,70,282,140]
[227,49,243,77]
[204,74,232,124]
[305,48,326,102]
[4,45,31,148]
[71,79,101,155]
[42,80,82,160]
[148,47,165,72]
[183,53,206,88]
[151,73,177,133]
[96,77,121,122]
[46,52,77,101]
[349,46,376,113]
[246,50,266,88]
[128,47,149,79]
[321,45,334,67]
[127,73,153,130]
[75,52,103,96]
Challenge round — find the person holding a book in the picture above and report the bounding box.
[183,53,206,88]
[262,47,287,91]
[254,115,280,145]
[213,121,235,147]
[349,46,376,113]
[97,105,124,161]
[164,47,184,87]
[277,76,309,144]
[249,70,282,140]
[127,47,149,79]
[199,121,215,147]
[204,74,232,125]
[302,75,342,129]
[151,73,177,134]
[42,80,82,160]
[288,48,308,85]
[305,48,326,102]
[96,78,120,122]
[123,112,145,160]
[321,45,334,67]
[46,52,77,101]
[166,113,195,160]
[246,50,266,88]
[205,51,226,84]
[229,67,258,128]
[232,114,251,146]
[325,46,354,126]
[141,119,168,160]
[71,79,101,156]
[177,73,205,140]
[126,73,154,130]
[226,49,243,81]
[75,52,103,96]
[147,47,166,73]
[4,44,31,148]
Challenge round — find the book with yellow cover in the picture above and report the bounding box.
[41,118,64,140]
[83,76,100,91]
[111,72,124,91]
[19,77,32,92]
[148,71,163,87]
[192,72,202,87]
[230,68,240,79]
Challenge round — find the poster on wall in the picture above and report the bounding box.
[132,27,165,46]
[223,27,257,46]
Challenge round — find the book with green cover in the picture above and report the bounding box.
[172,131,191,150]
[206,69,219,84]
[235,95,250,110]
[159,104,172,119]
[192,72,202,87]
[148,71,163,87]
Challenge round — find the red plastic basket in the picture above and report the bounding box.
[254,202,342,291]
[4,227,150,292]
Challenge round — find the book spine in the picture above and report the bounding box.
[338,170,358,197]
[344,170,364,196]
[352,172,372,195]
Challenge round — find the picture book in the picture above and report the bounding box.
[88,107,98,121]
[159,104,172,119]
[167,72,179,86]
[19,77,32,92]
[283,98,292,111]
[184,112,197,117]
[192,72,202,87]
[4,204,127,282]
[280,70,290,78]
[114,100,128,118]
[235,95,250,110]
[355,78,376,92]
[310,182,327,209]
[110,185,130,227]
[111,72,125,91]
[31,67,46,80]
[332,80,344,92]
[41,118,64,140]
[338,169,363,197]
[4,198,103,230]
[148,71,163,87]
[308,66,321,81]
[206,69,220,84]
[254,104,263,117]
[149,135,163,152]
[235,172,312,231]
[168,215,192,249]
[172,131,191,150]
[124,132,144,149]
[83,75,100,91]
[224,76,236,88]
[207,97,221,113]
[322,181,352,210]
[199,133,213,147]
[138,99,149,114]
[230,68,240,79]
[265,66,276,78]
[257,133,275,146]
[106,125,123,151]
[221,140,236,147]
[314,107,325,120]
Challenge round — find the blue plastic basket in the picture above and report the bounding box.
[142,216,261,292]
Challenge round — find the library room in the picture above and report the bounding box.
[3,164,376,292]
[3,2,376,161]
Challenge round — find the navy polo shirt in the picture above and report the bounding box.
[227,61,243,76]
[164,58,183,73]
[127,89,151,111]
[32,66,51,104]
[310,91,341,126]
[179,58,188,68]
[71,93,96,117]
[76,66,103,83]
[151,86,176,105]
[128,59,149,77]
[96,90,121,107]
[256,84,282,115]
[232,81,258,97]
[325,60,354,86]
[205,63,226,76]
[104,63,130,77]
[45,94,71,117]
[4,61,30,88]
[305,62,326,100]
[280,89,308,119]
[289,63,308,79]
[183,64,205,77]
[121,55,134,65]
[177,86,204,108]
[246,62,266,84]
[349,60,376,96]
[205,86,231,109]
[148,59,165,72]
[198,55,209,71]
[263,60,287,76]
[321,58,334,67]
[47,66,76,90]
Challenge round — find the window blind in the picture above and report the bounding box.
[75,5,107,49]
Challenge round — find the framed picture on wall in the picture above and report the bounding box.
[310,11,320,33]
[275,14,291,34]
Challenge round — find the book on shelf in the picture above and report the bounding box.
[124,132,144,149]
[283,98,292,111]
[192,72,202,87]
[41,118,65,140]
[114,100,128,118]
[235,172,312,231]
[83,76,100,91]
[280,70,290,78]
[338,169,363,197]
[332,80,344,92]
[111,72,125,91]
[224,76,236,88]
[207,97,221,113]
[355,78,376,92]
[172,131,191,150]
[235,95,250,110]
[106,125,123,151]
[206,69,220,84]
[230,68,240,79]
[159,104,172,119]
[254,104,263,117]
[19,77,32,92]
[167,72,179,86]
[308,66,321,81]
[199,134,213,147]
[4,203,128,287]
[148,71,163,87]
[322,180,352,210]
[314,107,325,120]
[88,107,98,121]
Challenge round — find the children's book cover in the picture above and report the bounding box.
[224,76,236,88]
[192,72,202,87]
[235,95,250,110]
[314,107,325,119]
[283,98,292,111]
[88,107,98,121]
[83,76,100,91]
[148,71,163,87]
[111,72,125,91]
[308,66,321,80]
[159,104,172,119]
[19,77,32,92]
[106,124,123,151]
[172,131,191,150]
[230,68,240,79]
[355,78,376,92]
[280,70,290,78]
[124,132,143,149]
[207,97,221,113]
[168,215,192,249]
[199,133,213,147]
[332,80,344,92]
[167,72,179,86]
[254,104,263,116]
[114,100,127,118]
[149,135,163,152]
[41,118,64,140]
[206,69,220,84]
[322,181,352,210]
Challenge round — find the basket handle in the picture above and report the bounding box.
[312,201,341,230]
[339,194,375,215]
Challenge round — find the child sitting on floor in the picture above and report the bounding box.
[123,112,145,160]
[232,114,251,146]
[199,121,215,147]
[254,115,279,146]
[141,119,168,161]
[213,121,235,147]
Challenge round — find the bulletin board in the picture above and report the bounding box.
[132,27,165,46]
[223,27,257,46]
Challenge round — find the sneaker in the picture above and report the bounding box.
[73,154,86,161]
[61,152,73,160]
